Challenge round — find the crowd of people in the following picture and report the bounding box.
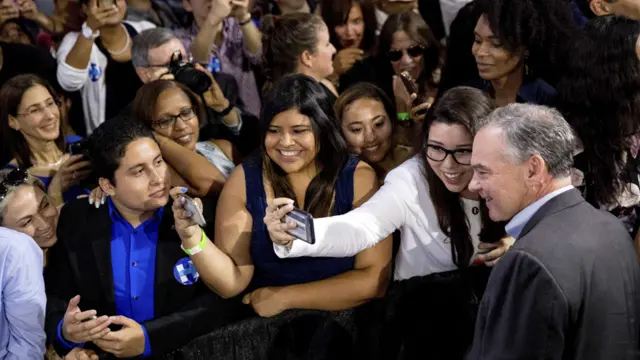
[0,0,639,359]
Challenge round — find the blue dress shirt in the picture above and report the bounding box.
[505,186,574,239]
[0,227,46,360]
[57,199,164,357]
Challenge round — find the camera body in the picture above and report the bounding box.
[167,53,212,95]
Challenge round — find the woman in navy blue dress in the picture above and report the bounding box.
[172,74,392,317]
[0,74,91,205]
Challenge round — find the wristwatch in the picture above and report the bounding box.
[81,22,100,40]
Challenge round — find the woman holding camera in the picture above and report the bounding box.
[0,74,91,206]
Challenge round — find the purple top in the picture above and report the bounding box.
[175,18,262,116]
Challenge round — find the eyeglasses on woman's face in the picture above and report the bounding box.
[426,144,472,165]
[150,107,197,129]
[388,44,425,62]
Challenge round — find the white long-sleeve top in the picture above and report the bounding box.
[274,156,482,280]
[56,21,155,134]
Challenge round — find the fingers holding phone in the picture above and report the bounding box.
[264,198,296,246]
[170,187,205,243]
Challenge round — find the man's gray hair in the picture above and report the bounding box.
[479,103,575,178]
[131,28,177,68]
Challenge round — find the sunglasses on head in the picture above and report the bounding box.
[0,167,28,202]
[388,45,425,62]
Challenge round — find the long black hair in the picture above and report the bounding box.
[557,16,640,208]
[261,74,349,218]
[420,86,504,268]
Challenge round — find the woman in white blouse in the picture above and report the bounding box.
[264,86,514,359]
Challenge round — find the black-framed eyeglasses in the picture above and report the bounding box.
[426,145,472,165]
[0,167,28,202]
[388,45,425,62]
[150,107,197,129]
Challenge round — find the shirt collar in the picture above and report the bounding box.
[107,197,165,231]
[505,185,574,239]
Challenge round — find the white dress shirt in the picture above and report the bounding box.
[274,156,482,280]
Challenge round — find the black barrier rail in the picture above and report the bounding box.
[160,266,490,360]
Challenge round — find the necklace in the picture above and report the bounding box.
[31,156,64,168]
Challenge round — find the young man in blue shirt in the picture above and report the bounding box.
[45,116,242,358]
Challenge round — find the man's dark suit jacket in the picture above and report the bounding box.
[468,189,640,360]
[44,198,243,358]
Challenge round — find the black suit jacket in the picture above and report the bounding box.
[468,189,640,360]
[45,198,242,358]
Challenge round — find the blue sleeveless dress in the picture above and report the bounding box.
[243,154,357,290]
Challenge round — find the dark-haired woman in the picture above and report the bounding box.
[265,86,513,359]
[470,0,578,107]
[0,74,91,206]
[335,82,413,180]
[172,74,392,319]
[133,79,238,197]
[557,15,640,255]
[373,11,442,147]
[261,12,339,103]
[321,0,377,90]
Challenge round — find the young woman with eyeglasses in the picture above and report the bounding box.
[0,74,92,207]
[264,86,512,359]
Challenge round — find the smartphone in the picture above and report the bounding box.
[282,208,316,244]
[400,71,429,116]
[67,142,83,156]
[180,194,206,227]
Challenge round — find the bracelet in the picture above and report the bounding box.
[397,112,410,121]
[214,102,234,117]
[239,15,252,26]
[180,230,208,256]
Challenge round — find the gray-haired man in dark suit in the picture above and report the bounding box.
[467,103,640,360]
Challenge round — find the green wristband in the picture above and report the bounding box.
[397,112,410,121]
[181,230,208,256]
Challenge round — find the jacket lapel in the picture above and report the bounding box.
[154,202,177,314]
[518,189,585,239]
[90,205,116,311]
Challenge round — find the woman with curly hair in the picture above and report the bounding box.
[556,16,640,251]
[470,0,578,107]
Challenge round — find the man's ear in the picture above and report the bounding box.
[99,177,116,197]
[590,0,612,16]
[526,154,547,183]
[135,67,150,84]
